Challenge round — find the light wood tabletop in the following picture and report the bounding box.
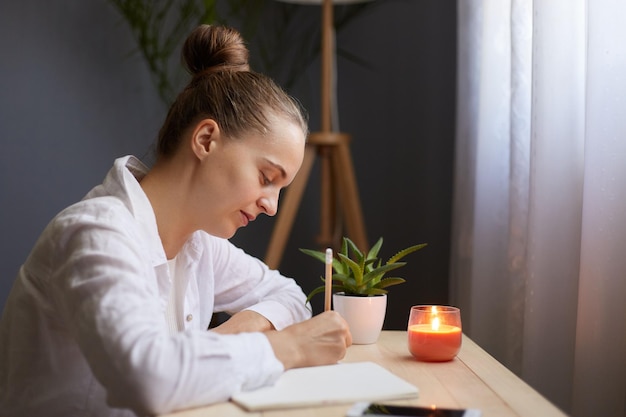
[160,331,568,417]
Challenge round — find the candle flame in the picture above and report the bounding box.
[432,316,440,331]
[430,305,440,330]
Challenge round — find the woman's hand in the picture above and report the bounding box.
[264,311,352,370]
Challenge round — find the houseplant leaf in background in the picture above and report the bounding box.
[107,0,380,105]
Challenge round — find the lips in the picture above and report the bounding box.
[241,211,255,226]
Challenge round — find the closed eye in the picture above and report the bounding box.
[261,172,272,186]
[261,158,287,185]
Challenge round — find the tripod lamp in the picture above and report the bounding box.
[265,0,371,269]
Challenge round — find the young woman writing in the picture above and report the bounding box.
[0,25,351,417]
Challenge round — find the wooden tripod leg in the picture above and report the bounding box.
[317,146,335,248]
[264,145,316,269]
[333,139,369,251]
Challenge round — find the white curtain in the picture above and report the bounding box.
[451,1,626,416]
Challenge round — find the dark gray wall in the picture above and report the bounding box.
[0,1,164,302]
[0,1,457,330]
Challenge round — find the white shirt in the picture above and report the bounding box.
[0,156,311,417]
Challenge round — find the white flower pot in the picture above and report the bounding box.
[333,293,387,344]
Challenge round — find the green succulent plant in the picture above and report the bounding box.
[300,237,427,303]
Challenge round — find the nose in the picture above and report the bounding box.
[259,189,279,217]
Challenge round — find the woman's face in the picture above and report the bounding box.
[191,117,306,239]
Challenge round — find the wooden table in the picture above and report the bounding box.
[161,331,567,417]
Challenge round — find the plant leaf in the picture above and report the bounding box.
[298,247,326,263]
[369,288,388,295]
[363,262,407,284]
[337,252,364,285]
[332,273,357,288]
[366,237,383,261]
[374,277,406,289]
[299,248,341,271]
[343,236,361,256]
[343,236,365,269]
[387,243,427,264]
[304,285,327,304]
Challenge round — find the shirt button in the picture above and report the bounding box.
[186,314,193,322]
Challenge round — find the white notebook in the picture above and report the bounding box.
[231,361,419,411]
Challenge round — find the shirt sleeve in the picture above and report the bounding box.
[47,203,287,415]
[207,236,312,330]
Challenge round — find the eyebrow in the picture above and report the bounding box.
[264,158,287,179]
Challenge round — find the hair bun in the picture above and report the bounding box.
[182,24,250,75]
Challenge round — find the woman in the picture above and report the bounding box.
[0,25,352,417]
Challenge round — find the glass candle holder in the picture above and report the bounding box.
[408,305,462,362]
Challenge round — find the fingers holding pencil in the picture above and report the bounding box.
[265,248,352,369]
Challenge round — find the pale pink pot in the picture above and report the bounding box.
[333,293,387,344]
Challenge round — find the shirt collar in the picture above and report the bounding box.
[99,155,168,267]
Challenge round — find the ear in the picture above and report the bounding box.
[190,119,221,160]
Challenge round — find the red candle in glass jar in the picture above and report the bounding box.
[408,306,462,361]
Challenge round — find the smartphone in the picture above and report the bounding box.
[346,402,482,417]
